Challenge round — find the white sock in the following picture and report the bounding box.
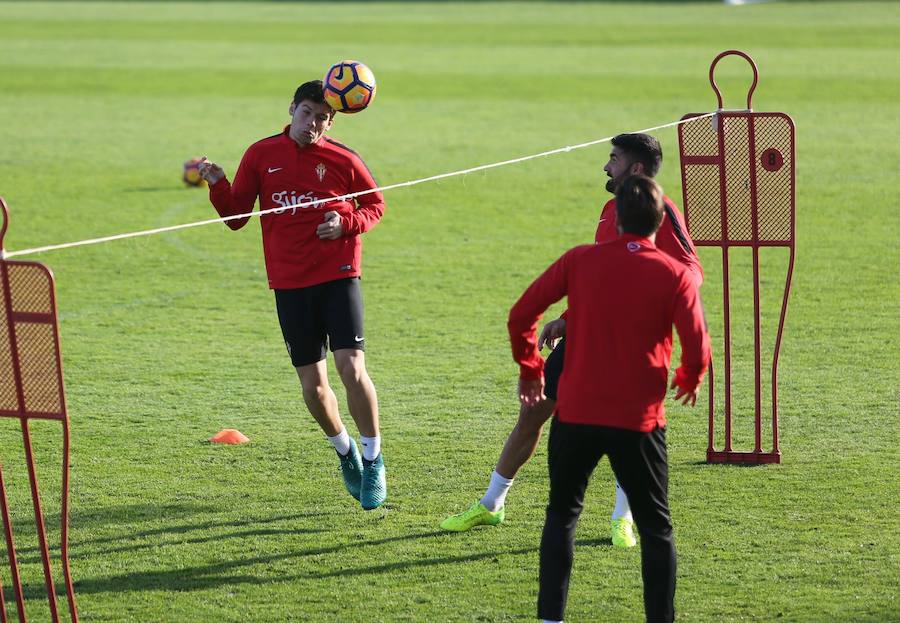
[541,619,563,623]
[611,480,633,522]
[360,435,381,461]
[327,428,351,456]
[480,470,514,512]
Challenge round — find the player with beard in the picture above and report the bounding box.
[198,80,387,510]
[442,134,702,546]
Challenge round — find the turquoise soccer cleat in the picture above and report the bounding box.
[337,439,363,501]
[360,453,387,510]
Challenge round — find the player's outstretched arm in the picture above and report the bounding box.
[201,150,260,231]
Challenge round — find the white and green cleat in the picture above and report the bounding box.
[360,453,387,510]
[440,501,505,532]
[337,439,363,501]
[611,518,637,548]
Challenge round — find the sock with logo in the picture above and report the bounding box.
[327,428,351,456]
[480,470,514,512]
[360,435,381,461]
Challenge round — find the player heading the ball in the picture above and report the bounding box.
[198,78,387,510]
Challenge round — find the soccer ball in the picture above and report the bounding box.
[182,157,206,187]
[323,60,377,114]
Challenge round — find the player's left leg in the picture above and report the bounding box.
[333,349,385,510]
[607,426,676,623]
[327,278,386,510]
[538,418,604,623]
[441,340,566,532]
[333,349,379,437]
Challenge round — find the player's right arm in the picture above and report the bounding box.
[199,147,261,231]
[509,250,575,380]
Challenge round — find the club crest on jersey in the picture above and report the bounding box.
[627,241,641,252]
[315,163,327,182]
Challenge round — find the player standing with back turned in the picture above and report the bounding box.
[509,175,711,623]
[198,80,387,510]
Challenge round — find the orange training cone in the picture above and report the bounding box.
[209,429,250,444]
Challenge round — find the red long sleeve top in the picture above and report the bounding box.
[508,235,711,432]
[208,127,385,289]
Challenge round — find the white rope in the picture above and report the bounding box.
[2,113,714,259]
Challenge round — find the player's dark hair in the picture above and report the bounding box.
[293,80,328,107]
[611,133,662,178]
[615,175,665,237]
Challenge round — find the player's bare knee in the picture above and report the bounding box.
[297,368,329,402]
[300,382,330,406]
[334,351,368,386]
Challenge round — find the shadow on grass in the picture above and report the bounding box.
[574,537,613,548]
[288,535,609,580]
[15,502,222,529]
[688,460,771,467]
[306,545,538,579]
[15,525,326,566]
[7,531,616,600]
[11,506,328,561]
[123,186,178,193]
[63,529,448,595]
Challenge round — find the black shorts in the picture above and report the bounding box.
[274,277,365,367]
[544,337,566,402]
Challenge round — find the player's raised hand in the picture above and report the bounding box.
[197,157,225,185]
[538,318,567,350]
[670,378,698,407]
[518,377,546,407]
[316,210,343,240]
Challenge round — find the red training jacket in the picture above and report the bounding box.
[208,127,385,289]
[508,235,711,432]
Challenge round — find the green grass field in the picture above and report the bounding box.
[1,1,898,621]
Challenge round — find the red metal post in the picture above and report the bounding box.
[0,464,27,623]
[0,196,79,622]
[715,113,734,454]
[20,420,61,622]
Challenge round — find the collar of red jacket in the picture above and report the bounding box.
[619,233,656,248]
